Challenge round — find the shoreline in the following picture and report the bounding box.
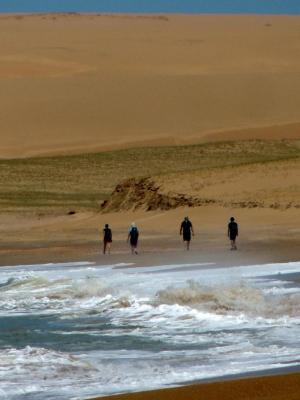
[1,225,299,268]
[1,239,300,269]
[89,371,300,400]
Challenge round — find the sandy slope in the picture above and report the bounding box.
[155,159,300,209]
[1,13,300,158]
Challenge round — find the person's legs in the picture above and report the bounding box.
[107,242,111,254]
[131,245,138,254]
[230,237,237,250]
[103,241,107,254]
[130,239,138,254]
[183,240,189,250]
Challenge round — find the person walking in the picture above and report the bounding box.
[228,217,238,250]
[180,216,194,250]
[103,223,112,254]
[128,222,139,254]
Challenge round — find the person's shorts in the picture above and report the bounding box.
[229,234,237,240]
[183,234,191,242]
[130,239,138,246]
[104,239,112,243]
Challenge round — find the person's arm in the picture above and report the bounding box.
[236,224,238,236]
[180,223,183,235]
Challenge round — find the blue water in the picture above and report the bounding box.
[1,1,300,15]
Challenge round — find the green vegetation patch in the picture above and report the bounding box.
[0,140,299,214]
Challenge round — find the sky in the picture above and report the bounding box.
[0,1,300,15]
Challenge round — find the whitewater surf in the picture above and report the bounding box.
[0,260,299,399]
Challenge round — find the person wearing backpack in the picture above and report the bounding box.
[103,223,112,255]
[128,222,139,254]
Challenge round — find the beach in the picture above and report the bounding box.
[0,205,300,268]
[0,12,299,400]
[90,373,300,400]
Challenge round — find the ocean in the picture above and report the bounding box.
[0,260,299,399]
[0,0,300,14]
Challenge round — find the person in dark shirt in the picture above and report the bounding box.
[228,217,238,250]
[127,222,139,255]
[103,224,112,254]
[180,216,194,250]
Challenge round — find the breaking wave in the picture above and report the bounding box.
[0,273,134,316]
[156,280,300,318]
[1,269,300,322]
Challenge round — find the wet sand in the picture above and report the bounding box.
[0,206,299,268]
[89,372,300,400]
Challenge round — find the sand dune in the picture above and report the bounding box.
[1,13,300,158]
